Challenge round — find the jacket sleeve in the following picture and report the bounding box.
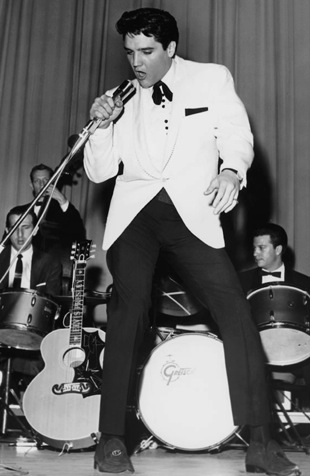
[84,125,121,183]
[45,258,62,296]
[31,249,62,297]
[212,66,254,187]
[60,202,86,241]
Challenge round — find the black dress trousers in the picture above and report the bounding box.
[99,197,270,435]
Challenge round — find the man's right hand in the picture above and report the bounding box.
[90,94,124,129]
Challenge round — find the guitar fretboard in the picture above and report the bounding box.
[70,263,86,346]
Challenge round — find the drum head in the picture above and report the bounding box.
[259,327,310,366]
[137,333,238,451]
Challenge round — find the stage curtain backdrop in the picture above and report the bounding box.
[1,0,310,289]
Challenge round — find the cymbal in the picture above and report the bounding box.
[156,276,203,317]
[54,291,110,306]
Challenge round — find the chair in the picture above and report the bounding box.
[271,372,310,454]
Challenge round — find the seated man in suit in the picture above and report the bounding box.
[0,205,62,379]
[240,222,310,389]
[0,205,62,295]
[29,163,86,292]
[239,222,310,295]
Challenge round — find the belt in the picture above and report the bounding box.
[155,188,174,205]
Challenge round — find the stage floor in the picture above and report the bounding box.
[0,431,309,476]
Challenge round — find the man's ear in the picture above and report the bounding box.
[167,41,176,58]
[3,227,9,241]
[275,245,283,256]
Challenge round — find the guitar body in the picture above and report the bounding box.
[23,326,105,449]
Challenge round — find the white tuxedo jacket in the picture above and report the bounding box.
[84,56,254,250]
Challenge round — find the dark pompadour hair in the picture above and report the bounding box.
[116,8,179,51]
[6,205,38,229]
[253,223,288,254]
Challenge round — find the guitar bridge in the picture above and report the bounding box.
[52,380,93,396]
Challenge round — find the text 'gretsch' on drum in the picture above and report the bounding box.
[0,289,59,351]
[247,284,310,366]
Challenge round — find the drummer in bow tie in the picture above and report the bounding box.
[240,222,310,293]
[239,222,310,396]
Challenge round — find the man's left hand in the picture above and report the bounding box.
[45,185,68,208]
[204,170,240,215]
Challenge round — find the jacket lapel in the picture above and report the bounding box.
[30,248,40,290]
[162,59,189,172]
[0,247,11,289]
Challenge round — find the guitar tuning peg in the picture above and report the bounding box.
[70,242,77,260]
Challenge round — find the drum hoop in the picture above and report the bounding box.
[0,323,47,335]
[0,288,60,309]
[144,331,222,363]
[258,321,309,332]
[247,284,310,300]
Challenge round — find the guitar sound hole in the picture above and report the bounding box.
[63,347,86,368]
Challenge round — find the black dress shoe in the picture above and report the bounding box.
[246,440,301,475]
[94,436,135,473]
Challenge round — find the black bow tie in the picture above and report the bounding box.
[261,270,281,278]
[152,81,173,105]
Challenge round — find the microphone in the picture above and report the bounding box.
[69,80,136,156]
[89,79,135,131]
[112,79,135,102]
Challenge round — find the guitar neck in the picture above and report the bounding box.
[70,262,86,346]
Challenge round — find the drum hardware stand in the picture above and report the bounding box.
[0,356,41,446]
[272,385,310,454]
[133,435,158,454]
[134,429,249,455]
[153,326,175,343]
[224,429,249,450]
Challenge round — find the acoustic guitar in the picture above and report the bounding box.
[23,240,106,450]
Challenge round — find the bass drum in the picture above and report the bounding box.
[0,289,59,351]
[137,333,238,452]
[247,285,310,366]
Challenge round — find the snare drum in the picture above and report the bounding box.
[137,333,238,451]
[247,284,310,366]
[0,289,59,351]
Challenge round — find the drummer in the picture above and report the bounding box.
[0,205,62,381]
[239,222,310,390]
[239,223,310,295]
[0,205,62,296]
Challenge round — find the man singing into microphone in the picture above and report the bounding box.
[84,7,299,475]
